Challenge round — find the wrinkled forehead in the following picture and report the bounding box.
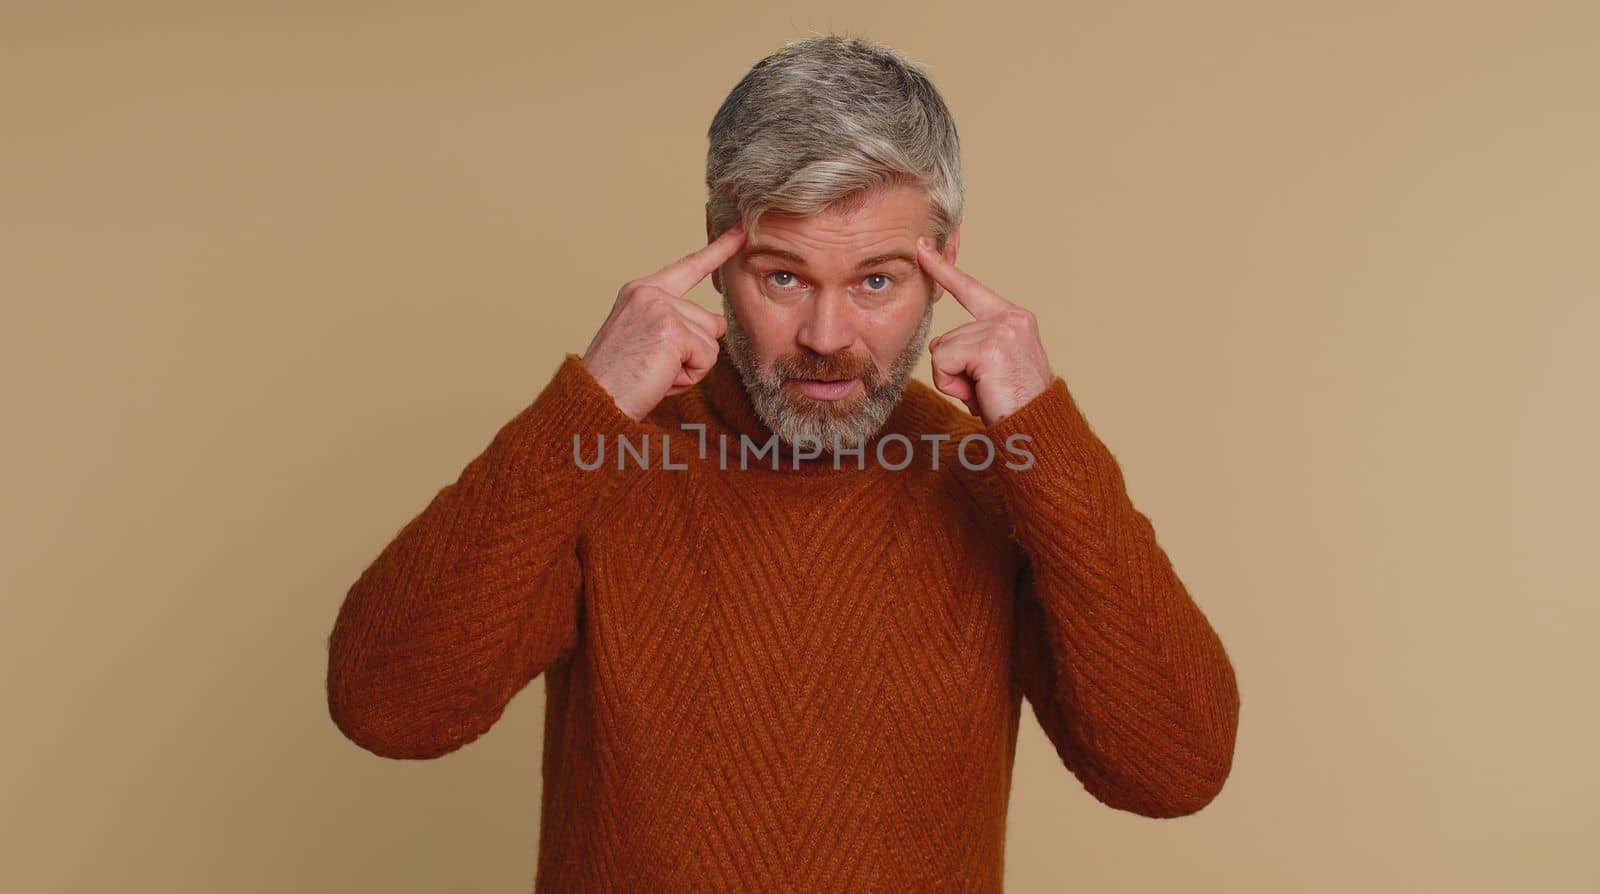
[739,238,920,275]
[738,186,934,271]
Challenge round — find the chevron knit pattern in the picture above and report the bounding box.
[325,336,1241,892]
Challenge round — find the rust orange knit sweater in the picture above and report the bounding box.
[325,338,1240,892]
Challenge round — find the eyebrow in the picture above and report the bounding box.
[742,244,919,271]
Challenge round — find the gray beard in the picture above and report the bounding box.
[721,292,934,454]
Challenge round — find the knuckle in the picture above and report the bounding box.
[617,279,648,302]
[653,312,682,339]
[627,282,669,307]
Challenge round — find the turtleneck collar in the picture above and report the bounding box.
[674,336,928,475]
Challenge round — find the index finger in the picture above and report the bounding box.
[915,237,1012,319]
[647,224,748,296]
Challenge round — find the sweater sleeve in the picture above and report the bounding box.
[987,377,1240,817]
[325,353,649,760]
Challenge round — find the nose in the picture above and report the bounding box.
[795,286,856,359]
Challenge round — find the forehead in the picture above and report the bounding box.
[743,183,931,265]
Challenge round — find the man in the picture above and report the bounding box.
[326,33,1240,892]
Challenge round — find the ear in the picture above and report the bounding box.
[706,208,723,294]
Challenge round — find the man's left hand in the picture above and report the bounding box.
[916,236,1055,426]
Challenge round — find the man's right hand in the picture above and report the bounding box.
[580,224,748,421]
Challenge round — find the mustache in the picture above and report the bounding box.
[770,353,878,385]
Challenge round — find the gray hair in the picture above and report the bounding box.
[705,34,964,250]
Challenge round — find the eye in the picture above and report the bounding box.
[766,270,803,290]
[863,273,893,292]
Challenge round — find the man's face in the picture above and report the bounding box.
[708,182,961,452]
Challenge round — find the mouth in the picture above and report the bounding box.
[789,377,861,401]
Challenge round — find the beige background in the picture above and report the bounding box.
[3,1,1595,891]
